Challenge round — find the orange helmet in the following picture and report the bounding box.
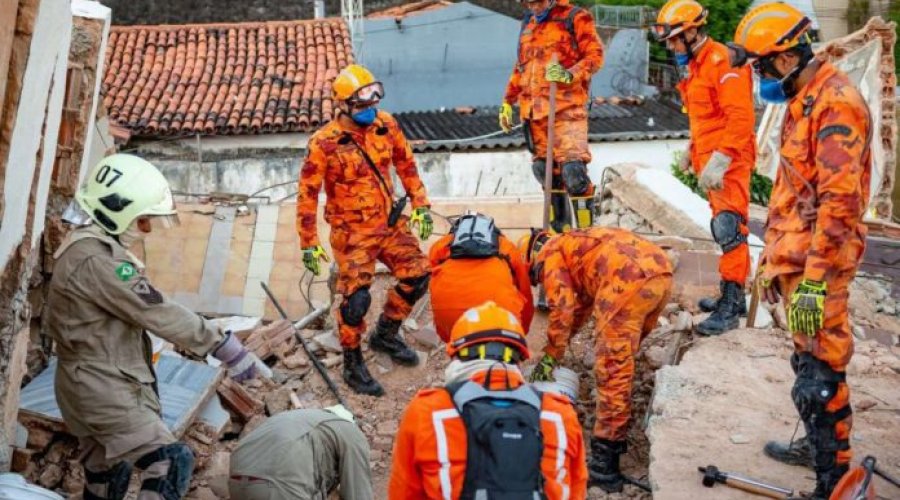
[332,64,385,104]
[447,301,530,362]
[516,228,552,285]
[729,2,812,66]
[652,0,707,41]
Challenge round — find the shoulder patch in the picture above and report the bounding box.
[115,262,137,281]
[131,278,163,305]
[817,124,852,141]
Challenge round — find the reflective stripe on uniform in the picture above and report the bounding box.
[541,410,569,500]
[720,72,739,84]
[432,408,460,500]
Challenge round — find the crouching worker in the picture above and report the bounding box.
[389,301,587,499]
[429,211,534,341]
[45,154,264,500]
[229,406,372,500]
[521,227,673,492]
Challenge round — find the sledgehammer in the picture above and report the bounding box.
[699,465,794,499]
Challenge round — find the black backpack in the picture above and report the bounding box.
[445,375,547,499]
[449,213,501,259]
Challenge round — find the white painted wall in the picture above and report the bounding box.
[0,0,73,268]
[72,0,112,186]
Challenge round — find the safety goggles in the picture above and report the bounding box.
[650,22,685,42]
[348,82,385,106]
[148,213,181,230]
[457,341,523,364]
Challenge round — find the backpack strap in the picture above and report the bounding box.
[448,380,542,412]
[516,6,583,68]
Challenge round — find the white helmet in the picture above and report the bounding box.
[75,154,178,235]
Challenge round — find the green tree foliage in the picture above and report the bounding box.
[578,0,752,63]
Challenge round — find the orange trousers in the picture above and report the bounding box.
[330,221,430,349]
[697,153,752,284]
[777,271,854,467]
[528,107,591,164]
[593,274,672,441]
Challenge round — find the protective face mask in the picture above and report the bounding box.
[351,107,377,126]
[534,8,551,23]
[674,52,690,66]
[757,77,789,104]
[117,222,147,248]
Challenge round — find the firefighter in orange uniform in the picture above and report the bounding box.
[730,4,872,498]
[389,301,587,499]
[297,65,433,397]
[428,212,534,342]
[652,0,756,336]
[521,227,673,492]
[500,0,604,231]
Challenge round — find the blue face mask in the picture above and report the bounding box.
[674,52,690,66]
[351,107,377,126]
[757,77,789,104]
[534,8,551,23]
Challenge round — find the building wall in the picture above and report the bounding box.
[0,0,72,471]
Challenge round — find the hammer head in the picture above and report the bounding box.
[700,465,720,488]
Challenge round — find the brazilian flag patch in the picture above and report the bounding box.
[115,262,136,281]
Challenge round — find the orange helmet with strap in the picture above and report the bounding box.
[651,0,707,41]
[447,301,530,362]
[516,228,552,286]
[731,2,812,60]
[332,64,385,105]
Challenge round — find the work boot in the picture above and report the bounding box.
[808,464,849,499]
[764,435,814,468]
[588,438,626,493]
[695,281,744,336]
[369,316,419,366]
[699,281,748,316]
[342,347,384,397]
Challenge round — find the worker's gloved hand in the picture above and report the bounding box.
[678,144,692,174]
[213,331,262,382]
[410,207,433,240]
[530,353,558,382]
[545,62,573,84]
[698,151,732,191]
[301,245,329,276]
[325,404,355,422]
[758,267,782,305]
[788,279,827,336]
[499,102,514,133]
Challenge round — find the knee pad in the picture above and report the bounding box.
[561,161,591,196]
[396,273,431,305]
[340,287,372,326]
[135,442,195,500]
[791,353,852,468]
[710,211,747,253]
[83,461,132,500]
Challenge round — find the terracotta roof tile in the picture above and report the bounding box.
[103,18,353,138]
[366,0,453,19]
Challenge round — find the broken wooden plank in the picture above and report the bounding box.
[217,378,264,422]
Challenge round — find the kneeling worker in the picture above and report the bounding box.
[521,227,673,492]
[429,212,534,341]
[229,406,372,500]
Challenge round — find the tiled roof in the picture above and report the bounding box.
[395,97,690,152]
[367,0,453,19]
[102,19,353,138]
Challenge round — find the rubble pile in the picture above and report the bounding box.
[596,188,659,235]
[851,275,900,317]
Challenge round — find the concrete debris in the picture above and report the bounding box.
[198,395,230,439]
[37,463,62,489]
[210,315,262,341]
[729,434,750,445]
[207,451,231,498]
[244,320,295,360]
[409,326,441,349]
[217,378,265,422]
[402,318,419,332]
[672,311,692,332]
[312,330,342,353]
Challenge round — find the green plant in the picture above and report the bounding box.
[670,150,773,205]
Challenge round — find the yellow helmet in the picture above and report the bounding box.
[652,0,707,41]
[732,2,812,60]
[332,64,385,104]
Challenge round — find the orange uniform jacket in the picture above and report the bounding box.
[678,39,756,168]
[760,61,871,284]
[297,111,429,247]
[504,0,604,122]
[539,228,673,359]
[428,234,534,341]
[389,369,587,500]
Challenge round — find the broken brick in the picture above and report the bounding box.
[217,377,264,422]
[11,448,36,473]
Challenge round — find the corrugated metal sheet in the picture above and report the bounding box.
[19,355,223,436]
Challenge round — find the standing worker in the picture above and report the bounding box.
[389,301,587,499]
[651,0,756,336]
[229,405,372,500]
[730,4,872,498]
[500,0,605,232]
[297,64,433,397]
[45,154,264,500]
[521,227,673,492]
[428,211,534,341]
